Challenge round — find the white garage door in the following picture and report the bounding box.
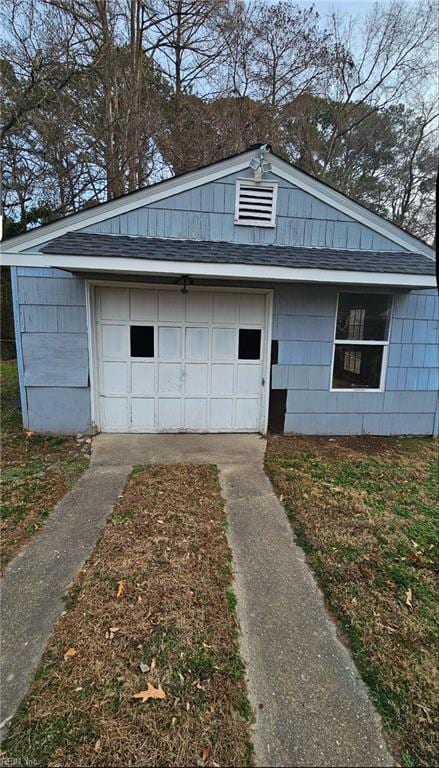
[94,286,269,433]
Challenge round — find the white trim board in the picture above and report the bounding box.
[1,250,435,288]
[0,149,435,258]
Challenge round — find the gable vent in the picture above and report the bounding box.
[235,180,278,227]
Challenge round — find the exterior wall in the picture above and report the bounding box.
[82,169,403,252]
[271,286,439,435]
[11,266,91,434]
[12,267,438,436]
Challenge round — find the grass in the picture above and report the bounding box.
[265,434,439,768]
[0,360,90,572]
[2,463,253,767]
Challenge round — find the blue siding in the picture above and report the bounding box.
[14,267,91,434]
[82,169,403,251]
[13,267,438,435]
[272,286,438,435]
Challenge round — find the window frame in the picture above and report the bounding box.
[234,179,278,228]
[330,291,393,393]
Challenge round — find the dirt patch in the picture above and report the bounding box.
[2,464,253,767]
[0,361,90,573]
[266,434,438,768]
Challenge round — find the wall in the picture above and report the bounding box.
[82,169,402,252]
[11,266,91,433]
[12,267,438,436]
[271,286,438,435]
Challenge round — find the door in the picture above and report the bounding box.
[94,286,269,433]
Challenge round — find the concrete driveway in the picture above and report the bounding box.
[1,434,393,766]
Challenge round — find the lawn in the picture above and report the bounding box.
[2,463,253,767]
[265,434,438,768]
[0,360,90,572]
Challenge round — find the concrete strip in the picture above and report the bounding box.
[0,464,130,732]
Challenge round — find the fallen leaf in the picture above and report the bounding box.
[139,662,149,673]
[150,657,156,672]
[116,580,125,598]
[202,747,210,763]
[64,647,77,661]
[405,587,413,609]
[94,739,102,753]
[132,682,166,703]
[415,703,433,725]
[25,431,34,439]
[171,716,177,727]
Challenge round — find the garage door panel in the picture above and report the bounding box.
[101,362,127,394]
[236,398,259,429]
[130,289,157,321]
[239,293,265,324]
[211,364,234,395]
[212,328,236,359]
[100,396,128,429]
[158,326,181,358]
[210,398,233,428]
[158,363,182,393]
[213,293,238,324]
[185,363,208,394]
[131,362,155,394]
[237,364,261,395]
[158,291,184,321]
[185,399,207,429]
[101,324,127,359]
[186,293,210,322]
[158,398,181,430]
[131,398,155,429]
[185,327,209,359]
[99,287,129,320]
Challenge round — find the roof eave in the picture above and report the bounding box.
[2,250,435,289]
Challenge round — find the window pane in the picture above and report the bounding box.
[238,329,261,360]
[130,326,154,357]
[332,345,383,389]
[336,294,391,340]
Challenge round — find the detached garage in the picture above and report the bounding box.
[1,145,437,436]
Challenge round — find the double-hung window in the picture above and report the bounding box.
[331,293,392,391]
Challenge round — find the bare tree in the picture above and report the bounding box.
[322,0,438,172]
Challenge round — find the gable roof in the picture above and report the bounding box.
[1,146,435,259]
[42,232,435,276]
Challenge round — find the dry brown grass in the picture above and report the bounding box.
[265,434,438,768]
[1,361,89,572]
[2,464,253,767]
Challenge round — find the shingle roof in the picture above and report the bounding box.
[42,232,436,276]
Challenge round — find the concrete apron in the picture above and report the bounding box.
[1,433,393,767]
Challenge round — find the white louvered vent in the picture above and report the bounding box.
[234,180,278,227]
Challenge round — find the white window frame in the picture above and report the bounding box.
[234,179,278,227]
[330,291,393,393]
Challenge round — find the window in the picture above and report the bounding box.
[238,329,261,359]
[130,326,154,357]
[234,180,277,227]
[331,293,392,390]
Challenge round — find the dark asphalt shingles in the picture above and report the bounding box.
[42,232,435,276]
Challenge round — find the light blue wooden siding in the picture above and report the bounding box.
[13,266,91,434]
[272,286,438,436]
[82,169,403,251]
[12,266,438,435]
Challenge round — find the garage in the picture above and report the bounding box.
[93,285,271,433]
